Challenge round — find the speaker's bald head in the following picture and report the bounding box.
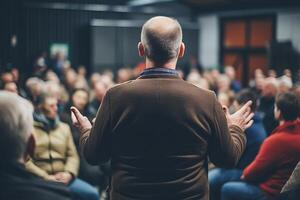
[141,16,183,65]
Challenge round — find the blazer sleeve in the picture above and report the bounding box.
[64,125,80,176]
[80,90,112,165]
[208,93,247,168]
[281,161,300,193]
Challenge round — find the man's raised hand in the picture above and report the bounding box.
[223,100,254,131]
[70,106,92,135]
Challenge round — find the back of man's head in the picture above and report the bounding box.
[0,91,33,163]
[141,16,182,65]
[276,92,300,121]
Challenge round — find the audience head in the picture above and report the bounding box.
[77,65,87,77]
[94,81,107,102]
[278,76,293,93]
[45,70,60,84]
[139,16,184,66]
[217,74,231,93]
[25,77,45,103]
[275,92,300,122]
[36,93,58,119]
[254,73,265,92]
[224,66,236,80]
[11,67,19,82]
[3,82,18,94]
[235,89,257,112]
[1,71,14,84]
[71,88,89,111]
[90,72,102,88]
[283,69,292,78]
[44,81,61,101]
[268,69,277,78]
[116,68,133,83]
[218,91,235,108]
[64,68,77,90]
[0,91,34,163]
[261,77,278,98]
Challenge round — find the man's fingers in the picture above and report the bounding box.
[245,112,255,124]
[70,106,84,124]
[245,119,254,129]
[71,110,78,125]
[243,107,251,119]
[237,101,252,114]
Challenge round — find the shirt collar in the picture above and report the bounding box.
[139,67,179,79]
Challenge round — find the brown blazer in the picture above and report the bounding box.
[80,71,246,200]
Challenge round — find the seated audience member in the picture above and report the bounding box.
[89,80,107,116]
[25,77,45,104]
[249,70,265,96]
[209,89,267,200]
[220,92,300,200]
[258,77,279,134]
[217,74,232,94]
[0,91,71,200]
[225,66,241,92]
[25,93,99,200]
[60,88,104,187]
[280,161,300,200]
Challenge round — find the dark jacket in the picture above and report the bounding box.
[80,67,247,200]
[0,161,72,200]
[237,113,267,169]
[258,96,279,134]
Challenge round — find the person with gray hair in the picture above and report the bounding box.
[0,91,71,200]
[140,16,183,66]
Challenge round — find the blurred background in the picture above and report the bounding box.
[1,0,299,84]
[1,2,300,200]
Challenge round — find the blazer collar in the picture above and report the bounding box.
[137,67,181,79]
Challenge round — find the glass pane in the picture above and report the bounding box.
[250,20,273,47]
[224,21,246,48]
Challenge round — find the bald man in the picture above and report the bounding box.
[71,16,253,200]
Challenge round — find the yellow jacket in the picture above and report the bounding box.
[26,116,79,180]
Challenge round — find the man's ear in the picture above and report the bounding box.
[24,134,35,162]
[138,42,145,57]
[178,42,185,58]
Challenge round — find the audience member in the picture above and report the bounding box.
[258,77,279,134]
[60,88,104,188]
[225,66,241,92]
[220,92,300,200]
[89,80,107,116]
[0,91,72,200]
[209,89,267,200]
[25,93,99,200]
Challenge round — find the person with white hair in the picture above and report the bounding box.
[0,91,71,200]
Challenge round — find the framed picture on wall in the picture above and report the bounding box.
[50,43,69,58]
